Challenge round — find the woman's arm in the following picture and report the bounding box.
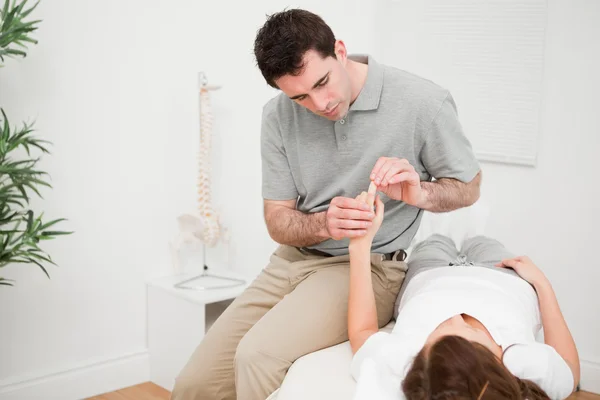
[348,242,379,354]
[498,256,580,390]
[348,186,385,354]
[534,278,580,390]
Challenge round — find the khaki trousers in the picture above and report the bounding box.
[171,245,406,400]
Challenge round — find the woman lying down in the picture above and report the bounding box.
[348,191,580,400]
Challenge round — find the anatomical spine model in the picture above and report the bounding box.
[192,73,222,246]
[171,73,227,273]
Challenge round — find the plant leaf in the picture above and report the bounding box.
[0,277,14,286]
[28,258,50,278]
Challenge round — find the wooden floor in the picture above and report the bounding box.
[571,392,600,400]
[88,383,598,400]
[87,382,170,400]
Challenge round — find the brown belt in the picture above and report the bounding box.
[302,247,407,262]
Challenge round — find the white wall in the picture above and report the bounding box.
[1,0,598,398]
[379,0,600,392]
[0,0,381,398]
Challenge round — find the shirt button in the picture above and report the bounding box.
[340,119,345,124]
[342,135,347,140]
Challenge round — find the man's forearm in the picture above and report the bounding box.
[418,171,482,212]
[265,206,329,247]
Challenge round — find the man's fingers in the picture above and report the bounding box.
[333,208,375,221]
[388,171,419,186]
[330,228,367,239]
[333,197,372,211]
[334,219,372,230]
[376,160,412,186]
[371,158,413,184]
[343,229,368,238]
[380,160,414,184]
[370,157,388,182]
[373,158,397,185]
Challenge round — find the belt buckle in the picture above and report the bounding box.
[390,249,406,262]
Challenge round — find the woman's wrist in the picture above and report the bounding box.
[532,275,552,292]
[349,239,372,254]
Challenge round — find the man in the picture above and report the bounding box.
[172,8,481,400]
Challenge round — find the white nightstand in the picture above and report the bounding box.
[146,272,251,391]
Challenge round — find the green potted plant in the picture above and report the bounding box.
[1,0,71,286]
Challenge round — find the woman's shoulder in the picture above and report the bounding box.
[503,342,575,400]
[351,331,422,381]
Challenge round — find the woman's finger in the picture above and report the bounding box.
[498,258,520,269]
[374,195,384,217]
[357,191,368,204]
[366,181,377,208]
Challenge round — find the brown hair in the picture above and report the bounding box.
[253,9,336,88]
[402,335,550,400]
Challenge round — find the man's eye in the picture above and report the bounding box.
[318,78,329,87]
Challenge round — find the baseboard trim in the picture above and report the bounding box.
[581,359,600,394]
[0,351,597,398]
[0,350,149,400]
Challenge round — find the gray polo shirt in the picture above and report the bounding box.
[261,54,480,256]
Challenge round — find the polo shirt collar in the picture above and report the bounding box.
[348,54,384,111]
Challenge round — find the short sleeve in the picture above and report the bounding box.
[420,92,481,183]
[503,343,574,400]
[350,332,390,381]
[260,106,299,200]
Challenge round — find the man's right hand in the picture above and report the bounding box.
[325,196,376,240]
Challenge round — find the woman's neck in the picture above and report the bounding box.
[462,314,503,358]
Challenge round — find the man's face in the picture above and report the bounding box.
[274,44,352,121]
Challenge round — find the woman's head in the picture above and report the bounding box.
[402,335,550,400]
[425,315,502,358]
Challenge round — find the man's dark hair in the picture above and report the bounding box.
[253,9,336,88]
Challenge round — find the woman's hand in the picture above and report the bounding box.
[495,256,548,288]
[349,182,384,249]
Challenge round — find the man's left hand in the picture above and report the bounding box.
[370,157,423,206]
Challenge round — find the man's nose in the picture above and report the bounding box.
[313,94,330,113]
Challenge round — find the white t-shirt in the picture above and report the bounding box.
[350,266,574,400]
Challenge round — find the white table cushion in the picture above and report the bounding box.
[271,322,395,400]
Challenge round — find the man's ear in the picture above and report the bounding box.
[334,40,348,65]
